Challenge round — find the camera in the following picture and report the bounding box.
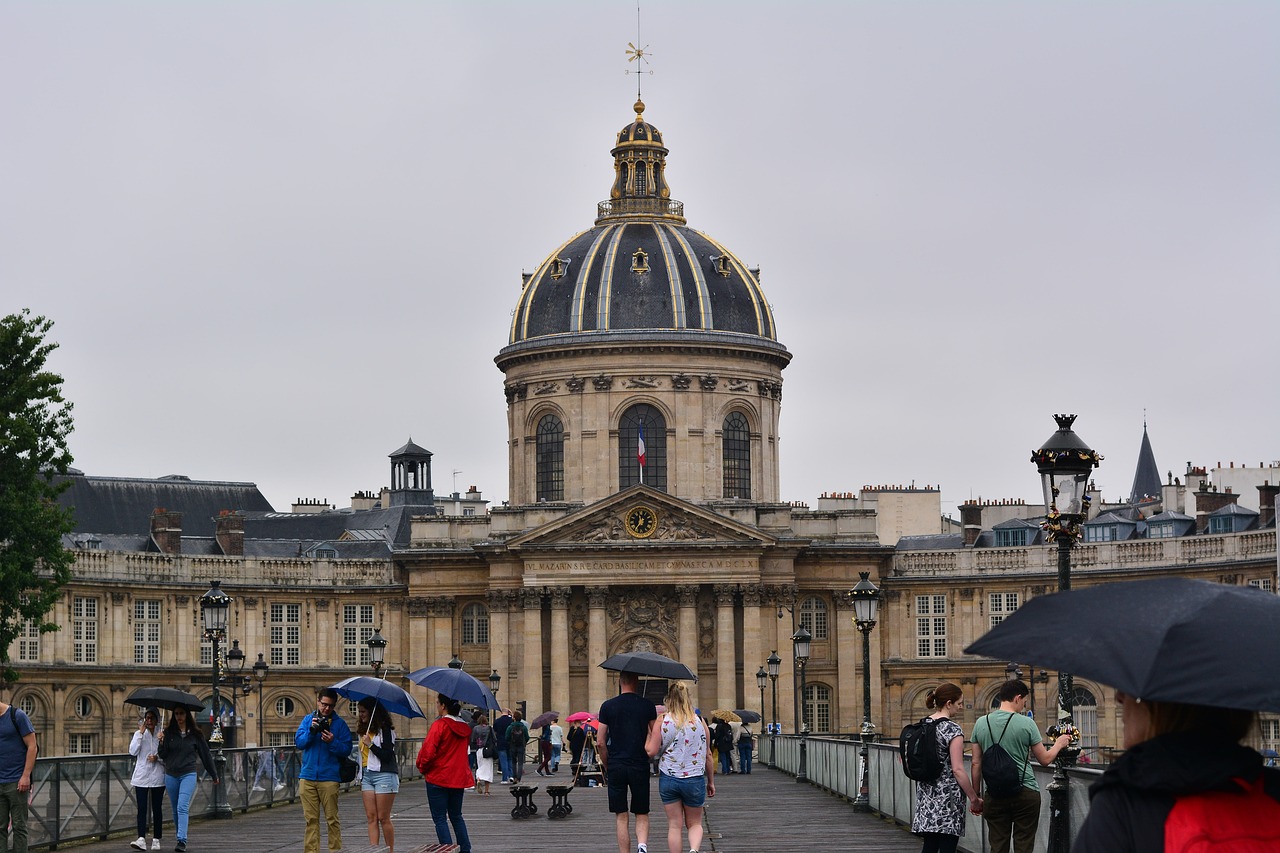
[312,714,331,732]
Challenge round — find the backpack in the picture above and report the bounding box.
[980,714,1027,799]
[1163,774,1280,852]
[899,716,943,782]
[714,724,733,753]
[508,721,528,749]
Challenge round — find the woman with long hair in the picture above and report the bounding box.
[356,699,398,853]
[469,713,495,796]
[414,694,473,853]
[645,682,714,853]
[911,683,981,853]
[155,706,218,853]
[128,707,165,851]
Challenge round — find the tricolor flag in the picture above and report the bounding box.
[637,421,647,468]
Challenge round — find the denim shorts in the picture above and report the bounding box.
[361,770,400,794]
[658,772,706,808]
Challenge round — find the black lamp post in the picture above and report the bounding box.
[367,628,388,676]
[849,571,881,811]
[755,665,767,727]
[791,626,811,784]
[489,670,501,699]
[766,650,781,768]
[198,580,233,819]
[1032,414,1100,853]
[225,639,247,748]
[252,653,269,748]
[447,653,464,670]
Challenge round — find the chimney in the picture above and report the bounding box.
[150,508,182,554]
[350,490,379,512]
[1258,482,1279,528]
[215,511,245,556]
[1193,487,1240,533]
[960,501,984,547]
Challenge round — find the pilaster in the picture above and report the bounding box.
[587,586,608,711]
[713,584,737,711]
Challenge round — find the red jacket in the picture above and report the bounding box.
[415,716,474,789]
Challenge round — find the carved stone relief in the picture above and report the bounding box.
[569,601,589,664]
[533,381,559,396]
[407,597,431,617]
[699,375,719,391]
[565,376,586,393]
[674,584,700,608]
[624,376,660,389]
[727,378,751,393]
[671,373,691,390]
[606,589,677,650]
[591,374,613,391]
[697,601,716,660]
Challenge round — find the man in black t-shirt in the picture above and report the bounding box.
[597,672,658,853]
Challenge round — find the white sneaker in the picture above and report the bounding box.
[152,840,161,850]
[252,786,265,792]
[274,783,285,791]
[131,837,147,851]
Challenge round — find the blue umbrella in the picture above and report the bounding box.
[329,675,426,719]
[406,666,500,711]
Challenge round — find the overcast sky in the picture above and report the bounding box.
[5,1,1277,518]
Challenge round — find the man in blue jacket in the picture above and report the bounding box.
[295,688,353,853]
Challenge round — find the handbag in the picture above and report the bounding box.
[481,728,496,759]
[340,748,360,783]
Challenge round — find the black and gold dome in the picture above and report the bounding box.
[504,100,780,349]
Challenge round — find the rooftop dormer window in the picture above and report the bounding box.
[632,248,649,273]
[712,255,732,277]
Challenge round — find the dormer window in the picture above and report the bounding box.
[632,249,649,273]
[549,256,570,280]
[712,255,732,277]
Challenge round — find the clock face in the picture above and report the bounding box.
[624,505,658,539]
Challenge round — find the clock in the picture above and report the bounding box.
[624,505,658,539]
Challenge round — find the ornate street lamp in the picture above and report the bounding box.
[367,628,388,676]
[198,580,232,819]
[849,571,881,811]
[252,652,269,748]
[755,666,767,733]
[766,650,781,768]
[225,639,247,747]
[488,670,501,698]
[791,626,811,784]
[1032,414,1099,853]
[447,653,464,670]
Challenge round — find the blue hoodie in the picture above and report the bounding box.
[295,709,353,782]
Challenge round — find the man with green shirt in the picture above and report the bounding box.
[971,680,1072,853]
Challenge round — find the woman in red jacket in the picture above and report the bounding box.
[415,694,473,853]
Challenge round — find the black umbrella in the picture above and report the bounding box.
[124,687,205,712]
[965,577,1280,713]
[733,709,762,724]
[599,651,697,682]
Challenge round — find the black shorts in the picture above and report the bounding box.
[606,763,651,815]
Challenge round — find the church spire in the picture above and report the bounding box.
[1129,420,1162,505]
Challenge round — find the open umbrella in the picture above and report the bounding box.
[565,711,596,723]
[529,710,559,729]
[329,675,425,719]
[124,687,204,712]
[599,651,697,682]
[965,577,1280,713]
[733,709,762,724]
[406,665,500,711]
[709,709,742,723]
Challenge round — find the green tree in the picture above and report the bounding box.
[0,310,76,683]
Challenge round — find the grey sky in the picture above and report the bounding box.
[4,1,1277,517]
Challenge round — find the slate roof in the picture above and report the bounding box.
[1129,424,1163,505]
[56,473,275,537]
[244,505,432,547]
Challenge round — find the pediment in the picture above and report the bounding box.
[506,485,776,550]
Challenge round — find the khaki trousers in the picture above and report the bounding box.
[300,779,342,853]
[983,786,1041,853]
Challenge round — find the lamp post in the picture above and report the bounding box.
[447,653,464,670]
[367,628,388,676]
[198,580,233,819]
[791,626,811,784]
[766,650,780,768]
[1032,414,1100,853]
[225,639,247,748]
[849,571,881,811]
[252,653,269,748]
[489,670,501,699]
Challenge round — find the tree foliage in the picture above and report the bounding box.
[0,310,76,682]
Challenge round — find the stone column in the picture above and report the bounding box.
[549,588,570,717]
[586,587,609,712]
[713,584,737,712]
[521,589,545,714]
[407,597,431,682]
[741,584,765,720]
[175,595,193,665]
[430,597,456,669]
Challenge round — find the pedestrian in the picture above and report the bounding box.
[645,682,713,853]
[492,708,513,784]
[506,711,529,783]
[415,694,473,853]
[971,680,1071,853]
[549,720,564,772]
[712,718,734,776]
[251,747,282,792]
[568,720,587,770]
[1073,692,1280,852]
[597,671,658,853]
[128,708,165,851]
[295,688,352,853]
[536,723,553,776]
[736,722,754,775]
[469,713,495,796]
[911,683,981,853]
[356,699,398,853]
[156,706,218,853]
[0,697,37,853]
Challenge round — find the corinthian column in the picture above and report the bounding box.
[713,584,737,712]
[487,590,514,702]
[549,588,570,718]
[586,586,609,712]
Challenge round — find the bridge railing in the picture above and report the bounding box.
[764,735,1102,853]
[25,740,424,851]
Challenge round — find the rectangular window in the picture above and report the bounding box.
[994,529,1026,548]
[1084,525,1119,543]
[270,603,301,666]
[989,592,1021,629]
[916,595,947,658]
[201,639,213,667]
[1208,516,1232,535]
[1148,522,1175,539]
[68,734,94,755]
[1250,578,1274,592]
[17,596,39,662]
[73,596,98,663]
[268,732,292,748]
[342,604,375,667]
[1261,718,1280,749]
[134,599,162,664]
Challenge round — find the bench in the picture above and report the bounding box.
[509,783,539,818]
[545,784,574,819]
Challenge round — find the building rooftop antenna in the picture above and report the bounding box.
[625,2,653,100]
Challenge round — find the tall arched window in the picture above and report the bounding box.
[536,414,564,502]
[618,404,667,491]
[634,162,648,195]
[1070,686,1099,751]
[803,683,832,733]
[461,602,490,645]
[722,412,751,498]
[799,596,829,640]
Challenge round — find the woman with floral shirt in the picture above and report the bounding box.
[645,682,714,853]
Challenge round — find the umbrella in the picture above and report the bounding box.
[565,711,596,723]
[329,675,426,720]
[124,687,204,712]
[599,651,697,682]
[733,709,762,724]
[965,577,1280,713]
[710,709,742,723]
[406,665,500,711]
[529,711,560,729]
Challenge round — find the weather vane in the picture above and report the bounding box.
[625,2,653,99]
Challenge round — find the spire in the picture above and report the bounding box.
[1129,421,1162,505]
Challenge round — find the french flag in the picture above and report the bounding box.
[637,421,646,468]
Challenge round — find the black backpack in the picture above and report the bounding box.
[980,714,1028,799]
[899,716,943,782]
[714,723,734,753]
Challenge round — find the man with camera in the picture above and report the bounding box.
[295,688,353,853]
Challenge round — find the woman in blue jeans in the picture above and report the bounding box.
[414,695,473,853]
[646,683,716,853]
[156,707,218,853]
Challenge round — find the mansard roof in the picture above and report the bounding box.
[56,472,274,537]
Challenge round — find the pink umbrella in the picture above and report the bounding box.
[566,711,596,723]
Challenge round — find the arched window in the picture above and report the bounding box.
[462,602,490,645]
[634,162,648,195]
[803,683,832,733]
[1070,686,1099,750]
[74,695,94,718]
[618,404,667,491]
[536,414,565,502]
[799,596,828,640]
[275,697,296,718]
[722,412,751,498]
